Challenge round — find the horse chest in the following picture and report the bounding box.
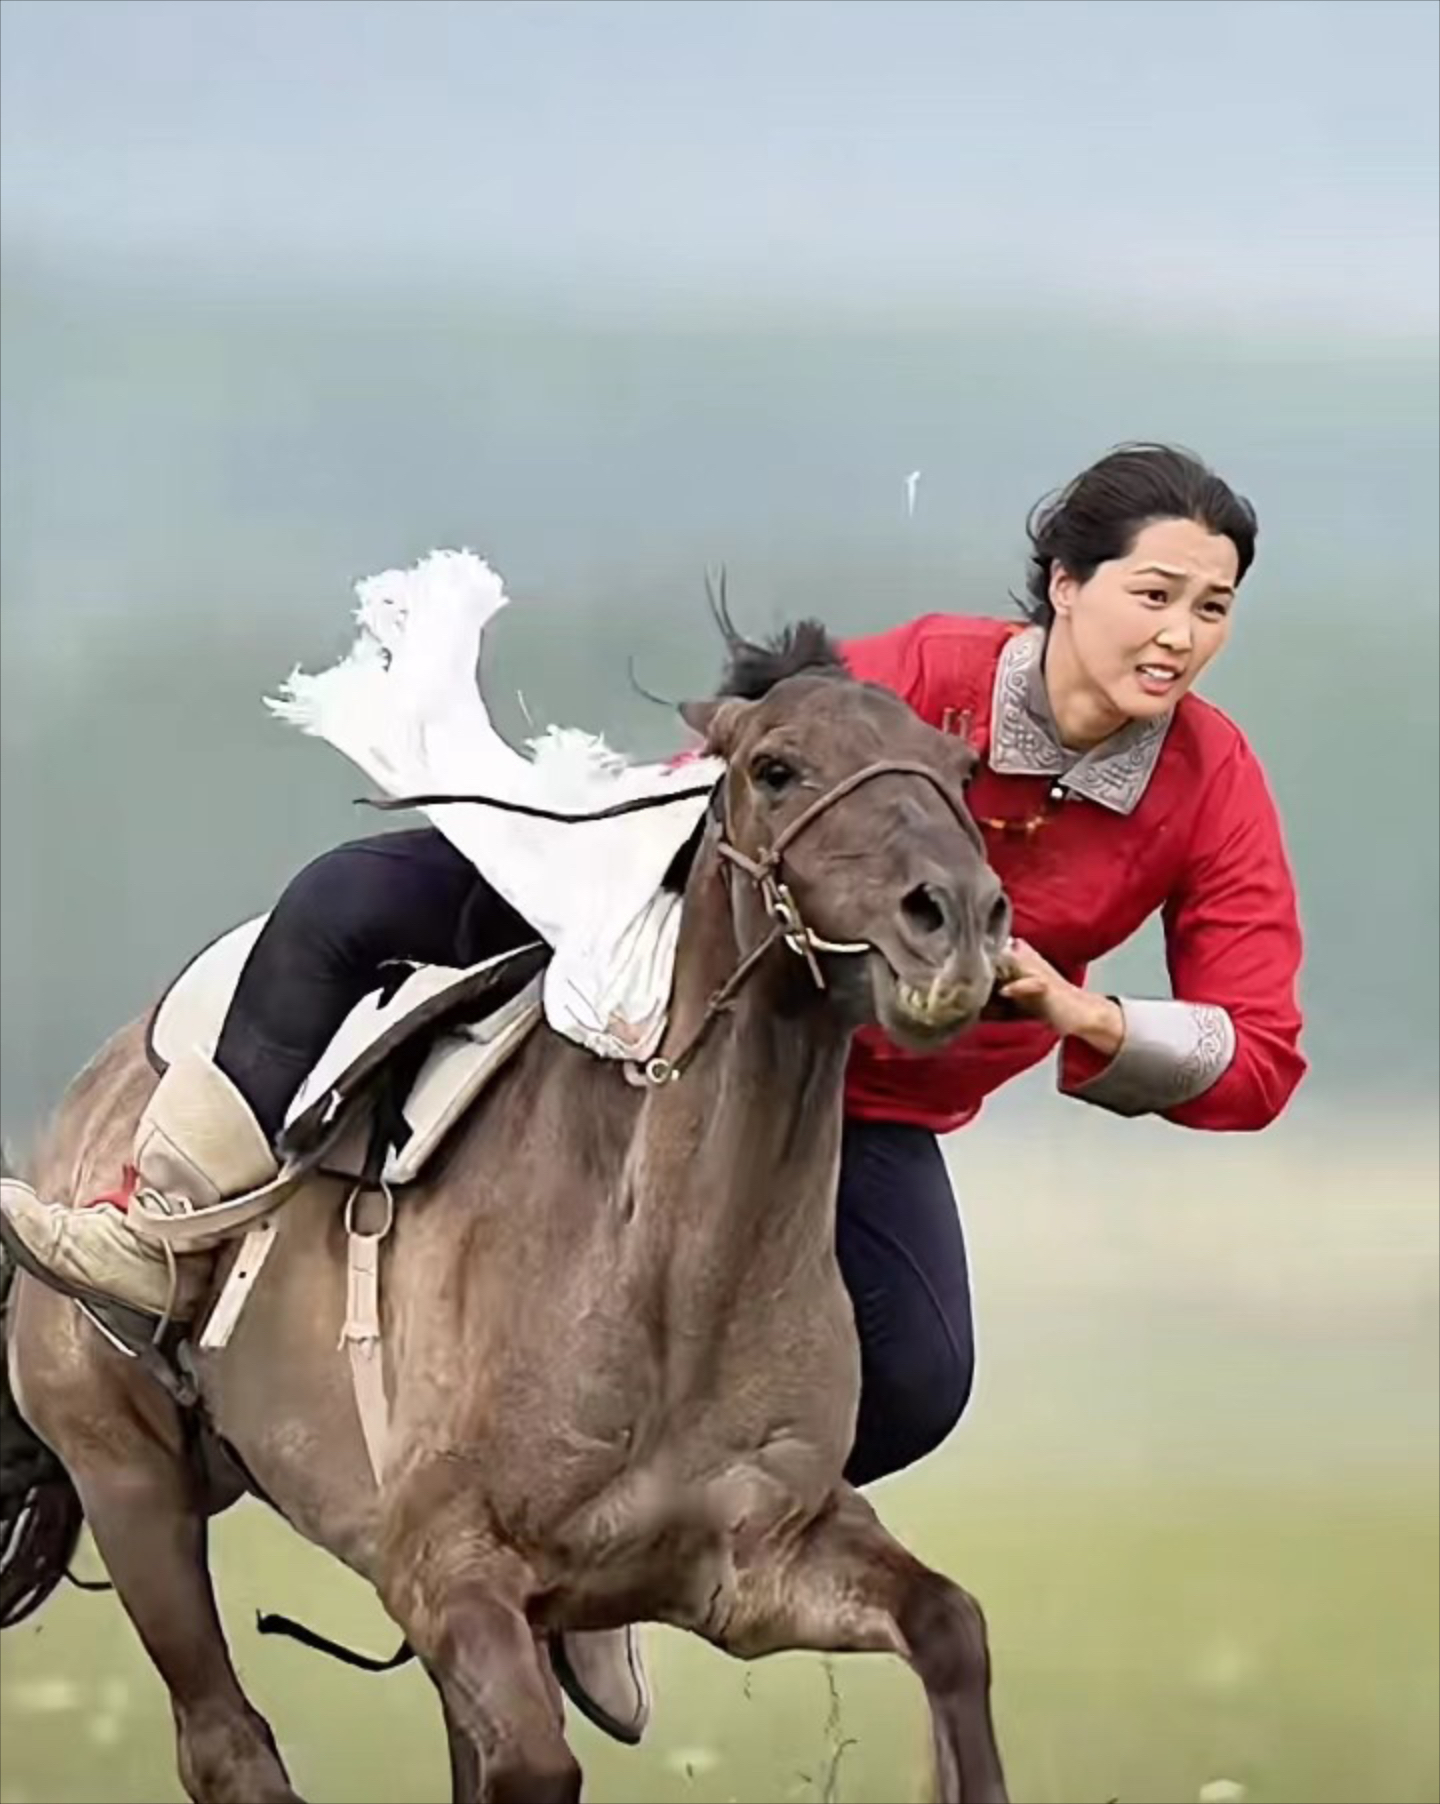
[549,1436,839,1631]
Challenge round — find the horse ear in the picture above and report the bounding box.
[678,697,751,756]
[945,735,981,785]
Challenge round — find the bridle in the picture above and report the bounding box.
[626,757,982,1088]
[366,754,981,1091]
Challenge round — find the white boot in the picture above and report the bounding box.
[552,1627,651,1746]
[0,1053,277,1319]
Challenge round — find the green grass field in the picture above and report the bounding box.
[3,1110,1436,1804]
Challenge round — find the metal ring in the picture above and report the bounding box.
[343,1179,395,1241]
[771,896,801,935]
[624,1055,680,1088]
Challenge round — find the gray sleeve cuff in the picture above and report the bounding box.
[1067,998,1236,1118]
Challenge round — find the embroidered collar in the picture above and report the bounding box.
[987,625,1171,816]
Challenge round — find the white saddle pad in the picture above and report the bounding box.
[149,916,546,1186]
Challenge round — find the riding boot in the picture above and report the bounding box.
[0,1051,278,1320]
[551,1627,651,1746]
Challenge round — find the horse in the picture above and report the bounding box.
[1,619,1013,1804]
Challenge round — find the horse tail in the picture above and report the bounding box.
[0,1156,84,1629]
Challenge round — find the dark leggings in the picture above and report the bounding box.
[215,829,976,1487]
[214,829,532,1139]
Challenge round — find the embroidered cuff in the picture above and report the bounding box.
[1064,999,1236,1117]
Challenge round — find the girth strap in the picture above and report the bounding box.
[340,1108,398,1485]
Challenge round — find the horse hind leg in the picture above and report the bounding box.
[711,1487,1008,1804]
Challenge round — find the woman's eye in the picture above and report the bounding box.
[753,757,797,794]
[1200,601,1231,620]
[1141,589,1169,605]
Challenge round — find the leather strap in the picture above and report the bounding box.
[128,1164,308,1248]
[338,1110,398,1484]
[199,1220,280,1352]
[344,1218,391,1483]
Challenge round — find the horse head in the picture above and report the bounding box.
[679,610,1009,1053]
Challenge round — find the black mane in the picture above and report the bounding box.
[707,574,849,700]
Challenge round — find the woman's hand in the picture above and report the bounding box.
[995,939,1126,1057]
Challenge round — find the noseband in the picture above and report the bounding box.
[627,758,980,1088]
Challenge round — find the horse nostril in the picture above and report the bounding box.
[985,891,1012,947]
[901,883,948,939]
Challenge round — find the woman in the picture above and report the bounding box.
[1,441,1306,1740]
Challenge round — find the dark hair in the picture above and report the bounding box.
[1021,443,1258,628]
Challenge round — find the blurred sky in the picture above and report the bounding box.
[3,0,1437,332]
[1,0,1437,1122]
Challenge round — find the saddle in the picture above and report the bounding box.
[82,917,552,1472]
[146,912,550,1180]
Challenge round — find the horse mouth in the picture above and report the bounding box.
[869,950,990,1050]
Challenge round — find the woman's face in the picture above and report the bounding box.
[1049,516,1240,725]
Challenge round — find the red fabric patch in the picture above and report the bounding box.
[82,1163,139,1213]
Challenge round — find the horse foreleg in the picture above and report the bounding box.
[10,1280,298,1804]
[430,1670,483,1804]
[713,1487,1007,1804]
[381,1502,580,1804]
[427,1642,568,1804]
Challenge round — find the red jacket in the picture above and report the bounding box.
[839,615,1307,1135]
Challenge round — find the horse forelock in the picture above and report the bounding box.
[704,575,849,701]
[714,620,850,701]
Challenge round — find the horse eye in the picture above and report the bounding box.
[752,756,797,795]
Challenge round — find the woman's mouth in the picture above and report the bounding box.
[1135,662,1183,697]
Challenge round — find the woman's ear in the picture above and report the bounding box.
[678,697,752,756]
[1048,562,1077,618]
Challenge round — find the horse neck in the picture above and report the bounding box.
[634,837,852,1280]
